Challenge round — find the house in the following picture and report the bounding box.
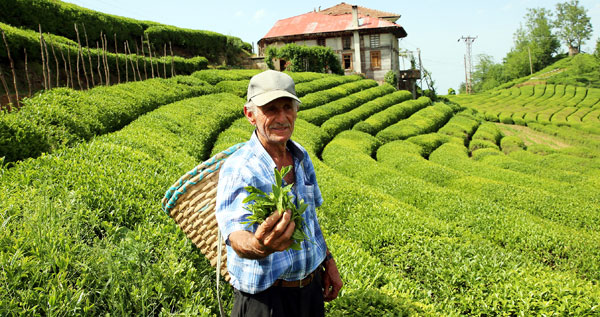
[257,3,418,86]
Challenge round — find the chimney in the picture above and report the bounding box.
[352,5,359,28]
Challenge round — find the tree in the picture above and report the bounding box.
[594,38,600,58]
[472,54,506,92]
[554,0,593,56]
[505,8,559,77]
[384,70,398,89]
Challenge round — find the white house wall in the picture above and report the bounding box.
[282,32,400,82]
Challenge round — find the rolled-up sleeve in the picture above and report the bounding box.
[216,164,255,244]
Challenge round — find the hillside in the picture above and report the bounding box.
[1,68,599,315]
[490,54,600,90]
[0,0,252,108]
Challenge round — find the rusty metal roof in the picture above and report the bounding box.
[318,2,401,22]
[261,11,406,40]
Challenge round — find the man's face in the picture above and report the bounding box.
[245,97,297,147]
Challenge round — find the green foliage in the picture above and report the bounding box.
[242,166,310,251]
[0,22,208,83]
[447,88,456,95]
[383,70,398,89]
[265,43,343,75]
[145,25,250,64]
[554,0,593,55]
[320,89,412,140]
[354,97,431,135]
[0,76,213,162]
[0,92,245,315]
[500,135,526,154]
[376,102,455,143]
[3,69,600,316]
[299,79,378,110]
[298,84,394,126]
[0,0,250,64]
[295,75,360,97]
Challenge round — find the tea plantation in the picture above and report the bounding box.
[1,68,599,315]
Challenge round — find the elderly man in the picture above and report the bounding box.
[216,70,342,316]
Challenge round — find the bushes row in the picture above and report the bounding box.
[0,22,208,87]
[299,79,378,110]
[0,76,213,162]
[0,92,246,315]
[376,102,455,143]
[322,130,600,315]
[298,84,395,126]
[321,89,412,139]
[468,122,503,152]
[437,108,481,143]
[354,96,431,135]
[295,75,361,97]
[0,0,250,64]
[191,69,261,85]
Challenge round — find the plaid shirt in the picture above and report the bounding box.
[216,131,326,294]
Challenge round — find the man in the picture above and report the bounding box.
[216,70,342,316]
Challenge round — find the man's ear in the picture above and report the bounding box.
[243,106,256,126]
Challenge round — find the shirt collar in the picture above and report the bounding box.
[249,130,304,165]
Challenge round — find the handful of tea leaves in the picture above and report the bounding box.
[242,166,310,251]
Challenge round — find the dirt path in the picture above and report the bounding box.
[495,123,571,149]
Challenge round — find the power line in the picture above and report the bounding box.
[458,36,477,94]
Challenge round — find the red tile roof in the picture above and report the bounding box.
[261,11,406,40]
[318,2,400,22]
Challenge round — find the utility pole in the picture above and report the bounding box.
[528,46,533,75]
[458,36,476,94]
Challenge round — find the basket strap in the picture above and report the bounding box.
[217,228,225,317]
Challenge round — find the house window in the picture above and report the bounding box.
[370,34,380,48]
[342,53,352,70]
[370,51,381,69]
[343,37,352,50]
[317,38,326,46]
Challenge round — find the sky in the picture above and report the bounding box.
[62,0,600,92]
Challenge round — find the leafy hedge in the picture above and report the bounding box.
[0,76,213,162]
[0,92,245,315]
[0,22,209,86]
[299,79,378,110]
[295,75,361,97]
[191,69,261,85]
[353,97,431,135]
[323,130,600,315]
[0,0,250,64]
[437,109,481,143]
[144,25,250,63]
[320,89,412,139]
[376,102,456,143]
[266,43,343,75]
[298,84,395,126]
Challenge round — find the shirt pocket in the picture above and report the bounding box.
[302,184,316,212]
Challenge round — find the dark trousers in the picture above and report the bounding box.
[231,273,325,317]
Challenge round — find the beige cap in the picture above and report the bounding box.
[246,70,301,106]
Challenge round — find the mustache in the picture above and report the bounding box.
[269,123,291,129]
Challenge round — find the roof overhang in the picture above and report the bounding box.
[259,26,407,46]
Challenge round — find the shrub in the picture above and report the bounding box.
[0,76,214,162]
[265,43,343,75]
[354,97,431,135]
[384,70,398,89]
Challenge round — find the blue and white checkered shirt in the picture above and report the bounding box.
[216,131,326,294]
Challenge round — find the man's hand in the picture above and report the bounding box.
[229,210,295,259]
[322,256,343,301]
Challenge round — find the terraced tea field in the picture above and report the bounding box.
[1,70,599,315]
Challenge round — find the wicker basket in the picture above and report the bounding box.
[162,143,245,281]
